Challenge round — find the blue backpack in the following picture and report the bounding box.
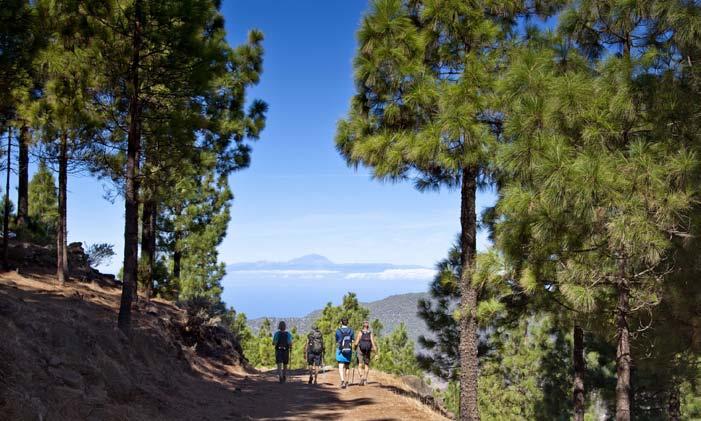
[337,327,353,354]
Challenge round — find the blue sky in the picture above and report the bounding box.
[17,0,495,282]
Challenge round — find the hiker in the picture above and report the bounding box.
[303,324,325,384]
[353,320,378,386]
[273,321,293,383]
[335,317,354,389]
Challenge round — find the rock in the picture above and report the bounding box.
[97,355,133,403]
[400,375,433,398]
[48,356,63,367]
[67,242,85,254]
[49,367,84,389]
[176,303,245,365]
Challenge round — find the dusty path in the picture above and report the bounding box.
[233,368,448,420]
[0,273,448,421]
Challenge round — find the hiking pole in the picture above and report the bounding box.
[351,351,356,386]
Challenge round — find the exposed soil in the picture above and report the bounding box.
[0,272,448,420]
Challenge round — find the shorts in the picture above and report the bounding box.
[357,349,372,365]
[336,349,351,365]
[276,348,290,365]
[307,352,322,366]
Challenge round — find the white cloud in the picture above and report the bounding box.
[345,268,437,281]
[227,268,438,281]
[228,269,340,278]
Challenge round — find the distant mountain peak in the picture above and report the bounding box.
[287,254,333,265]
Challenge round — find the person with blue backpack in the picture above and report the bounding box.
[272,321,293,383]
[335,317,354,389]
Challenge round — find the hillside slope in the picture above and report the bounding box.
[0,272,249,420]
[0,272,447,420]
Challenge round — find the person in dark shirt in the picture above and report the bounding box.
[353,320,377,386]
[304,324,325,384]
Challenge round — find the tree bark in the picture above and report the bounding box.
[668,382,680,421]
[615,278,631,421]
[140,198,156,299]
[173,228,181,280]
[56,133,68,284]
[118,0,143,333]
[3,128,12,270]
[16,125,29,233]
[459,166,479,421]
[573,324,585,421]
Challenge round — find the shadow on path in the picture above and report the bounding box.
[240,368,376,420]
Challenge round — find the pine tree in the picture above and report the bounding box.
[175,171,232,303]
[19,0,104,282]
[78,1,265,325]
[3,128,13,269]
[374,323,422,377]
[336,1,556,416]
[249,318,275,367]
[495,19,698,421]
[417,244,461,381]
[2,0,44,246]
[76,0,262,331]
[16,124,29,233]
[27,160,58,243]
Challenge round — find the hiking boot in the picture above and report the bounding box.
[282,375,287,383]
[313,376,318,385]
[308,376,313,384]
[341,381,346,389]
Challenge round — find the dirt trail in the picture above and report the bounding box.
[234,368,447,420]
[0,273,448,421]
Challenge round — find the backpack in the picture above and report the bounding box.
[337,327,353,353]
[359,330,373,353]
[275,331,289,350]
[308,330,323,354]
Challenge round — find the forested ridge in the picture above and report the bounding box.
[2,0,701,420]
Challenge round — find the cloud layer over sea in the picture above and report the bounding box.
[221,254,436,318]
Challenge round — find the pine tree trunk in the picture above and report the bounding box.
[173,229,181,280]
[140,198,155,300]
[118,0,143,333]
[615,278,631,421]
[459,166,479,421]
[3,128,12,270]
[573,324,585,421]
[149,201,157,284]
[668,382,680,421]
[16,125,29,233]
[56,133,68,284]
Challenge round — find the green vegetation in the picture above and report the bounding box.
[373,323,422,377]
[339,0,701,419]
[26,161,58,244]
[0,0,265,324]
[240,292,422,379]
